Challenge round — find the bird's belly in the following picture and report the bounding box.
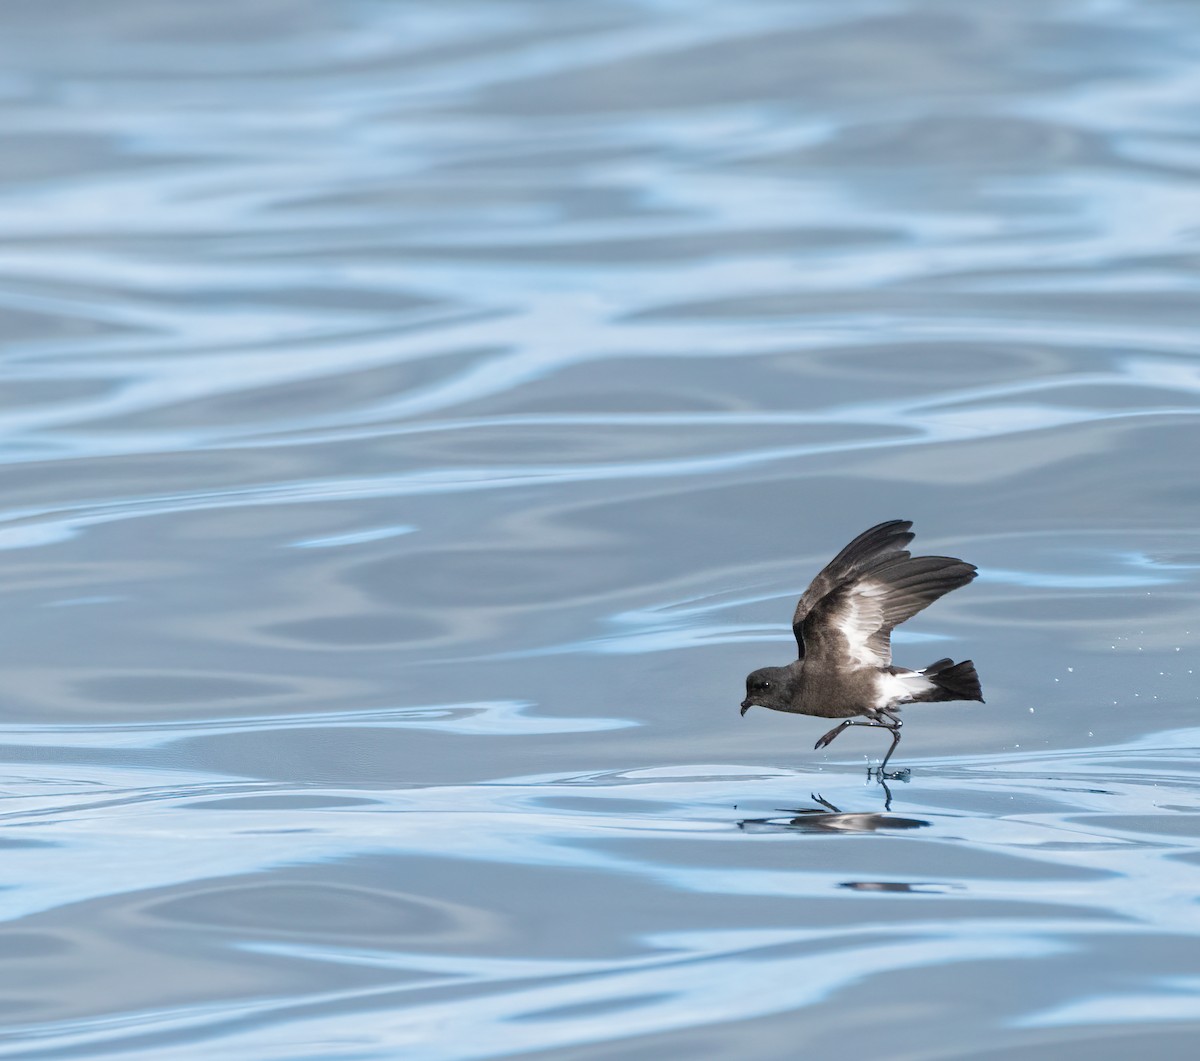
[793,669,879,718]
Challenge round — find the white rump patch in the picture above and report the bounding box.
[877,669,935,708]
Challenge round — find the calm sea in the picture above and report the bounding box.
[1,1,1199,1057]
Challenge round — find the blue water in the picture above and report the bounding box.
[2,0,1200,1056]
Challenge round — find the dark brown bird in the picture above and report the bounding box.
[739,520,983,773]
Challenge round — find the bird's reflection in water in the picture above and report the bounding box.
[736,785,930,834]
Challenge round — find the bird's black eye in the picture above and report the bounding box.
[760,680,770,689]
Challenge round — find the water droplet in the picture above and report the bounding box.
[1067,667,1073,673]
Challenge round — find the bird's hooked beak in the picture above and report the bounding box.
[740,700,752,717]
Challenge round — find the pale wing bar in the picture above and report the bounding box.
[801,553,977,668]
[791,519,914,657]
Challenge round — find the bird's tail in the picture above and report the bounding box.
[917,657,984,703]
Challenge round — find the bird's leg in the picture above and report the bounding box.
[814,717,890,750]
[814,716,906,776]
[860,711,905,777]
[864,720,907,777]
[876,723,902,774]
[814,719,857,750]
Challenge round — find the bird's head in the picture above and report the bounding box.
[740,665,793,715]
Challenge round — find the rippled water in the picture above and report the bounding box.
[2,0,1200,1056]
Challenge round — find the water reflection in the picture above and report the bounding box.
[738,811,930,834]
[737,787,931,832]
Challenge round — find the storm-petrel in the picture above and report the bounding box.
[740,520,982,773]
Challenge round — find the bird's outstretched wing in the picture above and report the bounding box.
[791,520,914,657]
[799,551,977,668]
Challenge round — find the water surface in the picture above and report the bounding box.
[2,0,1200,1056]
